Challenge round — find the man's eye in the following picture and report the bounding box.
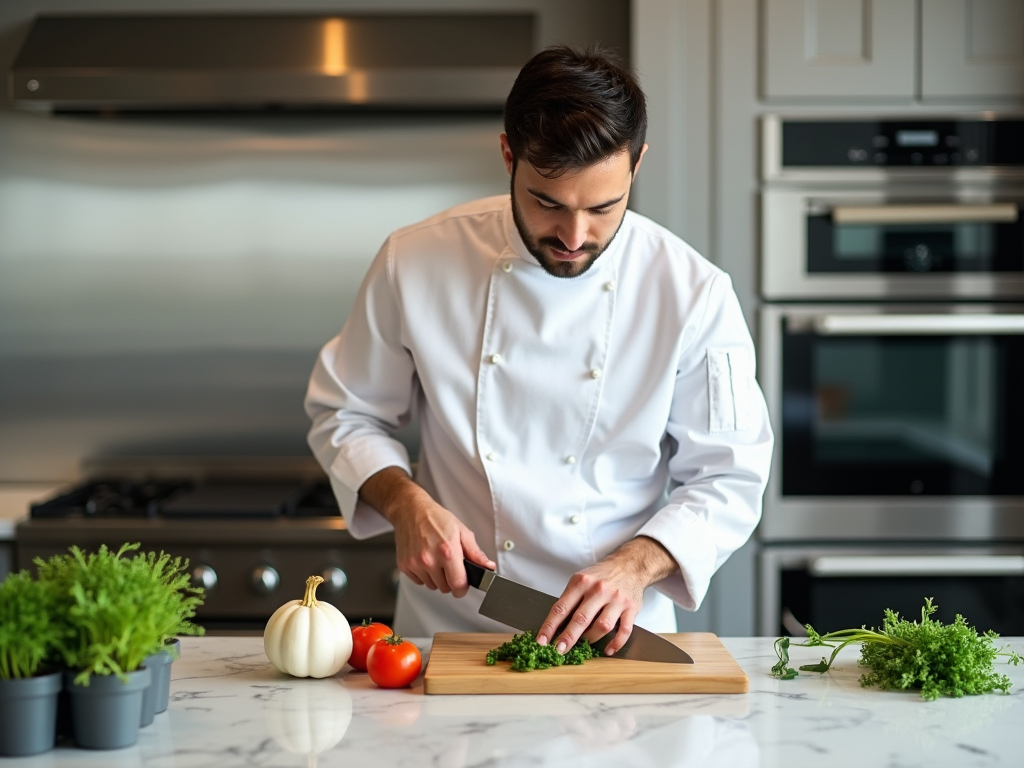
[589,207,612,216]
[538,200,559,210]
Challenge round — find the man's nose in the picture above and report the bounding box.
[556,214,589,251]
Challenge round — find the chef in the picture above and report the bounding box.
[305,45,773,656]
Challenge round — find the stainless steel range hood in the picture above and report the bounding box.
[8,13,535,113]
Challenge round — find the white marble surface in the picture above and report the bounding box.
[5,635,1024,767]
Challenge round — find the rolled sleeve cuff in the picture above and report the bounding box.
[636,508,717,612]
[328,435,411,539]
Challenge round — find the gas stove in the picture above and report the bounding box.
[16,463,397,633]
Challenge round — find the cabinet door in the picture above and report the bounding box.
[922,0,1024,100]
[762,0,916,99]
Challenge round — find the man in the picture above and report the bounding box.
[305,45,773,656]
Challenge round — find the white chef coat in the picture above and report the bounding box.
[305,195,773,637]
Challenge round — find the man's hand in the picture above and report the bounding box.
[359,466,495,597]
[535,536,677,656]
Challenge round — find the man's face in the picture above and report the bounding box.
[502,136,645,279]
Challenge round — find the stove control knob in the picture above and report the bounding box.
[320,567,348,594]
[191,565,218,592]
[251,565,280,595]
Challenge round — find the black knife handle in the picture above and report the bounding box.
[464,558,490,589]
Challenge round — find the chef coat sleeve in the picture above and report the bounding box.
[304,236,414,539]
[635,272,774,611]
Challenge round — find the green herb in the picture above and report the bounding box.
[771,597,1023,701]
[0,571,70,679]
[486,630,599,672]
[34,542,205,685]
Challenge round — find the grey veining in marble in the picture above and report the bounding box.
[4,635,1023,767]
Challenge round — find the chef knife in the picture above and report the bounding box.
[464,559,694,664]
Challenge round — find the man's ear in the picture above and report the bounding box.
[632,143,649,176]
[499,133,515,176]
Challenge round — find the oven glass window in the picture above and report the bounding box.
[806,214,1024,273]
[782,327,1024,495]
[779,567,1024,636]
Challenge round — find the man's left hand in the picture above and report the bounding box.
[535,536,678,656]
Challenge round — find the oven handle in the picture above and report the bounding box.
[810,555,1024,577]
[811,314,1024,335]
[830,202,1019,225]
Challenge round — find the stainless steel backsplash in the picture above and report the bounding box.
[0,109,506,481]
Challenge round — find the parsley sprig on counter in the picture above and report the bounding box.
[486,630,598,672]
[771,597,1023,700]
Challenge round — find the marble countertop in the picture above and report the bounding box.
[6,635,1024,768]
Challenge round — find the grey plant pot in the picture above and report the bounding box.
[65,666,151,750]
[140,637,180,725]
[0,671,62,757]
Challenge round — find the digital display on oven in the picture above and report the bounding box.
[895,129,940,147]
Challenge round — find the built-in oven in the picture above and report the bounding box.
[762,544,1024,637]
[757,114,1024,636]
[761,114,1024,301]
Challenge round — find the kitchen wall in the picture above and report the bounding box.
[0,0,629,482]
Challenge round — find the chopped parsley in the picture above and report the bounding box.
[486,630,599,672]
[771,597,1023,700]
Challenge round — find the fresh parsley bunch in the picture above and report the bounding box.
[771,598,1023,701]
[486,630,598,672]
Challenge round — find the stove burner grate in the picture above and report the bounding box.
[30,479,194,519]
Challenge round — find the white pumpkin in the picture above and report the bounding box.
[264,575,353,678]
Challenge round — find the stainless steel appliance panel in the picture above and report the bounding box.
[760,114,1024,301]
[759,544,1024,636]
[759,303,1024,542]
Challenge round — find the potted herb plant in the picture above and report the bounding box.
[0,571,68,757]
[134,549,205,725]
[34,542,204,749]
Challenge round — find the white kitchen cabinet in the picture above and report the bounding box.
[762,0,917,99]
[763,0,1024,101]
[922,0,1024,100]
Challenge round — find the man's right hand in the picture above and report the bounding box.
[358,466,495,597]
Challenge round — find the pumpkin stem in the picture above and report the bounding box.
[302,575,325,607]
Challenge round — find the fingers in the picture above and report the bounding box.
[537,572,641,656]
[595,607,637,657]
[394,505,498,597]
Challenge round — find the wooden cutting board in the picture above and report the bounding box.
[423,632,747,695]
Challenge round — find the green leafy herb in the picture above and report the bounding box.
[34,542,205,685]
[486,630,599,672]
[771,597,1023,701]
[0,571,70,679]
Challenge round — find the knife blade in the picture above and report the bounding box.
[464,559,694,664]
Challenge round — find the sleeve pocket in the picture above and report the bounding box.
[707,347,757,433]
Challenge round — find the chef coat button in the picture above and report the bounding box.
[564,455,577,465]
[590,368,603,380]
[503,539,515,550]
[489,353,502,365]
[604,280,616,292]
[502,261,513,273]
[569,514,582,525]
[486,451,498,462]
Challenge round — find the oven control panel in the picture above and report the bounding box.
[777,117,1024,168]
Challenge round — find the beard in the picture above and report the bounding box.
[510,183,625,279]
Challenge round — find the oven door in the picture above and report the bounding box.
[762,186,1024,299]
[759,544,1024,636]
[759,304,1024,540]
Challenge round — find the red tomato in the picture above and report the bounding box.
[350,620,393,672]
[366,633,422,689]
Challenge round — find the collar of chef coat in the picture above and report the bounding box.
[501,196,625,281]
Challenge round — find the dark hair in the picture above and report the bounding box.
[504,44,647,177]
